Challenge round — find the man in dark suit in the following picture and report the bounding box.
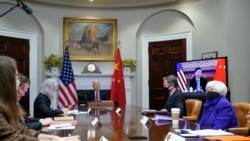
[87,80,110,101]
[161,75,184,117]
[189,67,208,93]
[17,75,52,130]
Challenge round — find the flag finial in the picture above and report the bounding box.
[118,41,121,49]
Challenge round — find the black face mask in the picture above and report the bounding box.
[207,92,220,101]
[163,86,170,94]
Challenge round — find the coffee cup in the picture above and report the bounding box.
[171,108,180,124]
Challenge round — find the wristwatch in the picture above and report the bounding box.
[87,63,97,72]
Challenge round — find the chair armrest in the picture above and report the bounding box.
[227,127,249,133]
[182,115,197,122]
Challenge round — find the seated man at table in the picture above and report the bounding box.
[161,75,184,117]
[17,75,53,130]
[189,67,207,93]
[199,80,237,130]
[86,80,110,101]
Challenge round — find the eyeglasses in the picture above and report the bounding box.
[16,73,22,80]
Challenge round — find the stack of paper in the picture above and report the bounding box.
[51,120,77,125]
[47,123,75,130]
[204,135,250,141]
[189,129,234,136]
[54,116,74,121]
[154,114,172,125]
[67,109,89,115]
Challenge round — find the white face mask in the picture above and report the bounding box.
[16,79,20,90]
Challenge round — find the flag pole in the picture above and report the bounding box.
[118,41,121,49]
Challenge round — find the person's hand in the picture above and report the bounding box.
[160,109,167,112]
[62,108,69,114]
[40,117,53,126]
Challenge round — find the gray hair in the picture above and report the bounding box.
[163,75,178,88]
[39,78,58,99]
[206,80,228,96]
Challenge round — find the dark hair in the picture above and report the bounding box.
[163,75,178,88]
[19,75,30,87]
[195,67,202,72]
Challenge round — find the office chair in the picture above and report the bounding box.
[227,103,250,136]
[182,99,202,122]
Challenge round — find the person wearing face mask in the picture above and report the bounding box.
[0,56,81,141]
[17,75,53,130]
[161,75,184,117]
[34,78,68,118]
[198,80,237,130]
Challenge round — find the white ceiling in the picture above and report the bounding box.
[26,0,176,8]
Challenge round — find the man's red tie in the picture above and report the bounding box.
[95,91,99,101]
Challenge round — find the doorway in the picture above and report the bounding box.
[140,31,192,108]
[148,39,186,110]
[0,28,39,116]
[0,35,30,114]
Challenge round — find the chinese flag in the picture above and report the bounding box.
[110,48,126,105]
[213,58,227,84]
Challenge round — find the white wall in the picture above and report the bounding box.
[0,0,250,114]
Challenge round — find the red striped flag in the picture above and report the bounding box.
[58,47,78,109]
[176,63,188,92]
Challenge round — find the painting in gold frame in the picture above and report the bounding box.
[63,17,117,61]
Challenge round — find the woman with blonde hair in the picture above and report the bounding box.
[34,78,68,118]
[0,55,80,141]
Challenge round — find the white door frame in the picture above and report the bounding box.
[0,28,38,116]
[140,31,192,108]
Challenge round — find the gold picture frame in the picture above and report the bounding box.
[63,17,117,61]
[202,51,218,59]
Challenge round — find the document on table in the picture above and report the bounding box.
[67,109,89,115]
[54,116,74,121]
[154,114,184,122]
[189,129,234,136]
[47,123,75,130]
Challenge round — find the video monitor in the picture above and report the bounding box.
[176,57,228,92]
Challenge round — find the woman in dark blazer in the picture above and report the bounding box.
[34,78,68,118]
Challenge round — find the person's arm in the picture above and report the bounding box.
[0,113,39,140]
[36,98,63,118]
[26,120,42,130]
[213,103,236,130]
[189,78,195,90]
[38,134,81,141]
[102,90,110,100]
[173,93,184,117]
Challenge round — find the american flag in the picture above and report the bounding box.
[176,63,188,92]
[57,47,78,109]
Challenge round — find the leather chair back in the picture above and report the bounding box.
[227,102,250,135]
[233,103,250,127]
[182,99,202,122]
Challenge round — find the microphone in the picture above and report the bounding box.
[17,0,33,14]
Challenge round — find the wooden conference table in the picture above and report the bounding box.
[42,103,208,141]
